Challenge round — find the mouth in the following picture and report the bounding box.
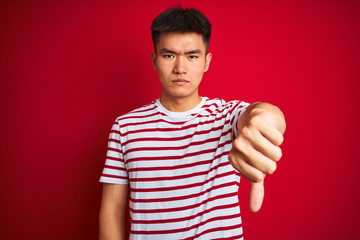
[172,79,190,83]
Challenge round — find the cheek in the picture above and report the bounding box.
[158,63,173,76]
[191,63,206,78]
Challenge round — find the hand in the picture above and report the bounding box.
[228,102,286,212]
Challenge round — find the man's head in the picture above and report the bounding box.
[150,6,213,107]
[151,6,211,53]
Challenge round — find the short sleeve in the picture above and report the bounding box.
[229,101,250,139]
[99,121,129,184]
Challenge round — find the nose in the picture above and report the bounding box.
[173,56,188,74]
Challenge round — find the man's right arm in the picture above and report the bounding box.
[99,183,129,240]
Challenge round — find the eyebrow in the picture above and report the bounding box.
[159,48,202,54]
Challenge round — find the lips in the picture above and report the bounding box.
[172,79,189,83]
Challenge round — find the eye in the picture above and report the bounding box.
[163,54,174,58]
[188,55,198,60]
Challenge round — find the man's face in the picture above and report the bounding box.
[151,32,212,101]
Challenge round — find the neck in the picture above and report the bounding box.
[159,94,202,112]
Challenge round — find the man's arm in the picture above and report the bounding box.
[99,183,129,240]
[228,102,286,212]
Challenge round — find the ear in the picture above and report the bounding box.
[204,52,212,72]
[151,51,157,70]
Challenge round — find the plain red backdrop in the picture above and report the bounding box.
[1,0,359,239]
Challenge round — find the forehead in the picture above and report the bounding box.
[156,32,206,53]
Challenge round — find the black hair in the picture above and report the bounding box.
[151,6,212,52]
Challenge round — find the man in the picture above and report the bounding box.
[99,6,286,240]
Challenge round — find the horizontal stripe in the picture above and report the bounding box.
[130,213,242,235]
[105,156,123,162]
[108,138,120,144]
[121,118,231,138]
[211,235,243,240]
[129,160,230,182]
[195,101,247,120]
[101,173,128,180]
[130,180,238,203]
[101,98,248,239]
[126,139,231,164]
[107,147,122,153]
[121,111,229,130]
[181,223,243,240]
[130,170,235,192]
[129,191,238,214]
[109,129,120,135]
[127,150,230,172]
[131,202,240,224]
[121,118,187,128]
[122,123,230,147]
[118,110,166,121]
[103,165,126,171]
[119,99,241,124]
[126,148,216,163]
[123,128,232,156]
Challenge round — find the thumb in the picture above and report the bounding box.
[249,178,265,212]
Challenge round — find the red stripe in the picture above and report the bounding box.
[107,147,122,154]
[181,223,243,240]
[104,165,126,171]
[199,101,245,117]
[108,138,120,144]
[130,181,238,203]
[119,99,213,122]
[130,171,235,192]
[122,131,227,155]
[115,101,246,132]
[129,191,239,214]
[105,156,123,161]
[131,202,240,224]
[121,118,187,128]
[201,101,220,109]
[121,118,231,137]
[194,105,240,118]
[125,140,230,163]
[211,235,244,240]
[129,159,230,182]
[120,112,231,134]
[110,129,120,134]
[126,148,215,163]
[130,213,242,235]
[127,150,230,172]
[122,123,230,147]
[118,111,166,121]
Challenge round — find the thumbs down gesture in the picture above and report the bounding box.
[228,102,286,212]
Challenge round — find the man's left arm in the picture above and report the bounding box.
[228,102,286,212]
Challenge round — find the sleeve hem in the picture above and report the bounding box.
[99,176,129,185]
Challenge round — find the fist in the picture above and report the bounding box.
[228,102,286,212]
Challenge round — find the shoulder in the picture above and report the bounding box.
[202,97,248,113]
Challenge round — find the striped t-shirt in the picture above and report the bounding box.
[100,97,249,240]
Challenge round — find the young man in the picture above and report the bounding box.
[99,6,286,240]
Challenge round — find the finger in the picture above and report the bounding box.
[233,152,265,182]
[244,146,277,175]
[232,137,277,175]
[249,178,265,212]
[251,129,282,162]
[259,121,284,146]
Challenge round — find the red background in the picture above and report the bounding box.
[1,0,359,239]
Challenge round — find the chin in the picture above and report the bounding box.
[172,90,196,98]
